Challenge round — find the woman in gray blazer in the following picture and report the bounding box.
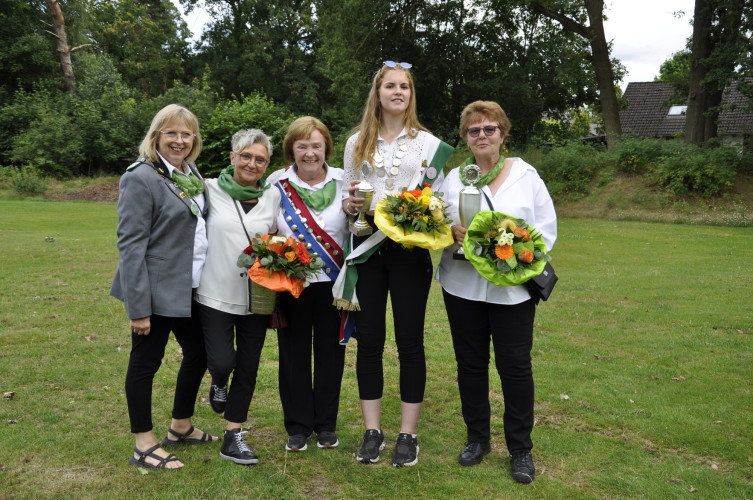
[111,104,217,470]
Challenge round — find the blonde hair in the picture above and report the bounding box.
[138,104,202,164]
[282,116,333,164]
[350,66,428,168]
[459,101,512,146]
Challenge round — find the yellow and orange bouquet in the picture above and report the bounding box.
[374,184,454,250]
[237,234,324,298]
[463,212,551,286]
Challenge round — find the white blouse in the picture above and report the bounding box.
[195,179,281,315]
[343,128,435,210]
[435,158,557,305]
[267,164,349,283]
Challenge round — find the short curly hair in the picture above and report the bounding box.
[282,116,333,164]
[458,101,512,146]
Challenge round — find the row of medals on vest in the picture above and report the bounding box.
[373,136,408,190]
[281,182,336,275]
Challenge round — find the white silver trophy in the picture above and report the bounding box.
[453,164,482,260]
[349,161,375,236]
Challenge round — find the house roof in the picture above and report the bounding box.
[620,80,753,137]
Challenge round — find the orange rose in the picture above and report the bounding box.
[513,227,531,241]
[518,249,534,263]
[495,244,514,260]
[284,251,297,262]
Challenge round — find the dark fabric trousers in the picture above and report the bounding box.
[198,303,268,424]
[442,289,536,454]
[125,300,207,433]
[354,238,432,403]
[277,282,346,436]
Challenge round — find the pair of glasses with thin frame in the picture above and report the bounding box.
[160,130,195,140]
[467,125,499,138]
[383,61,412,69]
[236,153,269,167]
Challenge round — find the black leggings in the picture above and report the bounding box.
[124,301,207,433]
[354,238,432,403]
[443,289,536,453]
[198,304,268,424]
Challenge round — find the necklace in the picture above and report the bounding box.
[372,136,408,190]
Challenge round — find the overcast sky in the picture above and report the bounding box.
[173,0,697,89]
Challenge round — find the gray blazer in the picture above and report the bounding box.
[110,158,209,319]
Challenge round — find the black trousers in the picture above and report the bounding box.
[354,238,432,403]
[198,303,268,424]
[277,282,345,436]
[442,289,536,454]
[125,300,207,433]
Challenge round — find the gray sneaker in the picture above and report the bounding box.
[357,429,385,464]
[316,431,339,449]
[285,434,310,452]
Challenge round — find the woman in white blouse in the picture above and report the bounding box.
[195,129,281,466]
[339,61,451,467]
[265,117,349,453]
[436,101,557,482]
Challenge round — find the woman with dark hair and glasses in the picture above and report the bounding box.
[336,61,453,467]
[435,101,556,482]
[194,129,282,465]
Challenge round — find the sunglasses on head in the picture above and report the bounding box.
[383,61,412,69]
[467,125,499,138]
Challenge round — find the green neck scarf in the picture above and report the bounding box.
[170,169,204,198]
[459,155,505,188]
[217,165,269,200]
[288,167,337,211]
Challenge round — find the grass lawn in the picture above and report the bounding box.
[0,199,752,499]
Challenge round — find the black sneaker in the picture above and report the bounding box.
[458,441,491,466]
[510,451,535,483]
[209,383,227,414]
[392,432,419,467]
[220,428,258,465]
[285,434,310,452]
[316,431,339,449]
[357,429,385,464]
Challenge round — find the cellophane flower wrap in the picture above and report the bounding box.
[374,184,454,250]
[237,234,324,298]
[462,211,551,287]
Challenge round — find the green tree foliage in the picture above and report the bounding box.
[656,50,691,103]
[88,0,191,96]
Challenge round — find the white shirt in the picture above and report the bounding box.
[267,164,349,282]
[195,179,281,314]
[343,129,434,210]
[158,152,207,288]
[435,157,557,305]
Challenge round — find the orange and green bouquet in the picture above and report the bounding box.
[374,184,454,250]
[237,234,324,298]
[463,211,551,287]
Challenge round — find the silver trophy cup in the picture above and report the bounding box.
[349,183,375,236]
[453,185,481,259]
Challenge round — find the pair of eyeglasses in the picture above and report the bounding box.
[467,125,499,138]
[160,130,195,140]
[236,153,269,167]
[384,61,412,69]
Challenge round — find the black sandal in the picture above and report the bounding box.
[129,444,183,470]
[161,425,215,446]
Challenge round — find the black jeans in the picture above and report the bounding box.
[278,282,346,436]
[125,300,207,433]
[442,289,536,454]
[198,303,268,424]
[353,238,432,403]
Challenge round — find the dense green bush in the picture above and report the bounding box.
[650,145,737,196]
[9,165,47,196]
[199,93,295,178]
[536,142,602,199]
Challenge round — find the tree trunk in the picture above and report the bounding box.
[45,0,75,92]
[530,0,622,148]
[685,0,712,144]
[585,0,621,145]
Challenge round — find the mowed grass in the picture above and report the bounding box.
[0,199,752,499]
